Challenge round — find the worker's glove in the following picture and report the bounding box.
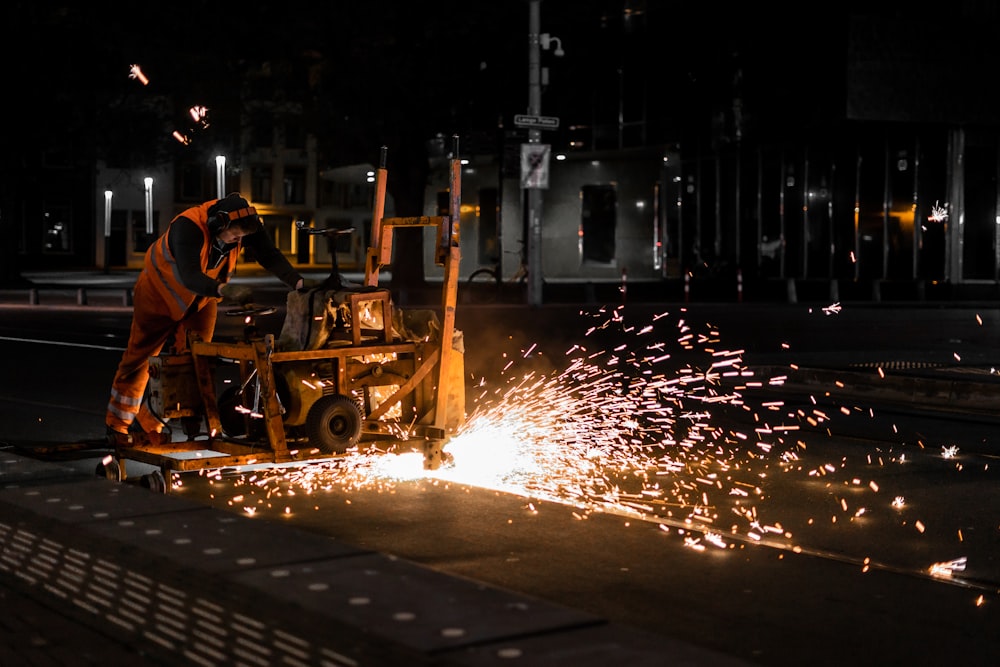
[297,277,325,292]
[219,283,253,305]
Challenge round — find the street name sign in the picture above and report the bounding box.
[514,114,560,130]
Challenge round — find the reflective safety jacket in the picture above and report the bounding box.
[145,199,236,319]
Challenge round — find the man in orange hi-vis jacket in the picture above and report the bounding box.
[105,193,313,447]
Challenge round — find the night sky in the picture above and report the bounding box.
[4,1,1000,172]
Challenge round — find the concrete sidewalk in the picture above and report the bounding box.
[0,453,750,667]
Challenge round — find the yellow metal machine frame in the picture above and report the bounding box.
[103,144,463,491]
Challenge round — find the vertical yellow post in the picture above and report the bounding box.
[434,142,462,430]
[254,335,290,460]
[364,146,389,286]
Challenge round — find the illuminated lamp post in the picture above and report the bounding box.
[144,177,153,235]
[103,189,112,273]
[215,155,226,199]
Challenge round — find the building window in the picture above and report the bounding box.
[284,167,306,205]
[580,184,617,264]
[131,210,158,254]
[478,187,498,265]
[259,214,294,253]
[42,205,72,254]
[252,166,273,203]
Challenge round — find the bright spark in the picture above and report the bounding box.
[928,201,948,223]
[929,557,966,578]
[200,305,991,575]
[214,308,804,544]
[189,105,209,125]
[128,64,149,85]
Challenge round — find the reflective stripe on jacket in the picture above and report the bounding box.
[145,199,238,319]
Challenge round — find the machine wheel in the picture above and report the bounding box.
[96,457,122,481]
[181,416,203,438]
[141,470,167,493]
[306,395,363,454]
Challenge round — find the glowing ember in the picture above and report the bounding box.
[128,64,149,85]
[929,557,966,578]
[928,200,948,222]
[189,105,209,125]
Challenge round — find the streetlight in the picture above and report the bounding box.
[540,33,564,57]
[103,190,113,238]
[215,155,226,199]
[144,177,154,235]
[103,189,113,273]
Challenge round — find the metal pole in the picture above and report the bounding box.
[947,127,965,284]
[526,0,544,306]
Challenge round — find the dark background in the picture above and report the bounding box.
[2,1,999,284]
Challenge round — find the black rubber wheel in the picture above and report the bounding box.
[97,457,122,481]
[140,470,167,493]
[306,394,363,454]
[217,376,290,440]
[181,416,203,438]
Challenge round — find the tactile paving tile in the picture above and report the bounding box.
[446,622,753,666]
[89,507,367,573]
[231,553,600,653]
[0,477,206,522]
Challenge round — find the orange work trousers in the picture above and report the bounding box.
[105,271,218,434]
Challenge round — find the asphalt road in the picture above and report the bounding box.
[1,301,999,665]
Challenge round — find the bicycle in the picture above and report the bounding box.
[466,248,528,303]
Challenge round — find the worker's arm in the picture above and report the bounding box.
[241,230,304,288]
[169,218,229,297]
